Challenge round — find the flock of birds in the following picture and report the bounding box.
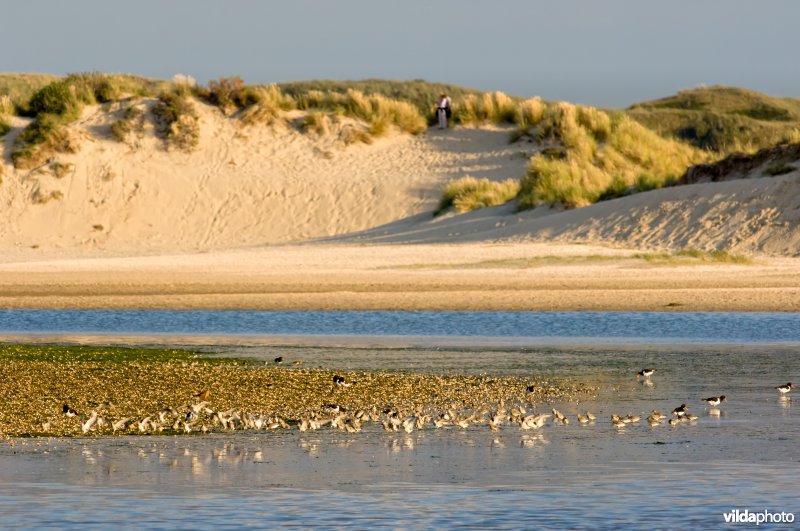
[52,371,794,437]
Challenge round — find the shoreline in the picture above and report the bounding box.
[3,332,800,351]
[1,242,799,312]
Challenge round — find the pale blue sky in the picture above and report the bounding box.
[3,0,798,108]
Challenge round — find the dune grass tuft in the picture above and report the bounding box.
[302,111,332,136]
[0,114,10,138]
[456,91,518,126]
[518,102,707,208]
[238,84,295,125]
[152,88,200,151]
[295,89,426,136]
[436,176,521,215]
[110,105,144,142]
[12,113,77,169]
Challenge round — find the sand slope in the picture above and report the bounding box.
[338,170,800,256]
[0,100,532,255]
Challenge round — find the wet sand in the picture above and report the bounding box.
[1,243,799,311]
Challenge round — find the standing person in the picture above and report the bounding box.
[437,93,452,129]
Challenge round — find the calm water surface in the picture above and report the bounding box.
[1,311,799,528]
[2,309,800,344]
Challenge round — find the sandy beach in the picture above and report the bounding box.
[1,242,799,311]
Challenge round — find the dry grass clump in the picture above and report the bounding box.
[0,95,12,138]
[50,161,74,178]
[518,102,707,208]
[296,89,426,136]
[436,176,521,215]
[31,188,64,204]
[110,105,144,142]
[152,89,200,151]
[0,94,13,116]
[515,97,547,129]
[302,111,332,136]
[238,84,295,125]
[202,76,254,113]
[12,113,78,169]
[198,77,294,126]
[456,91,518,125]
[0,114,10,138]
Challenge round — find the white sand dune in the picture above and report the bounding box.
[0,100,533,258]
[2,98,799,261]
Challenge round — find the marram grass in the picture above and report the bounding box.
[518,102,708,208]
[437,176,521,215]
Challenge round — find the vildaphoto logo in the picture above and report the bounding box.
[723,509,795,525]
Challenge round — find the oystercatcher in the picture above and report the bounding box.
[333,375,351,387]
[703,395,727,407]
[637,368,655,379]
[776,383,793,395]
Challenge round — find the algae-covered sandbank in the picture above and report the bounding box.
[0,344,588,438]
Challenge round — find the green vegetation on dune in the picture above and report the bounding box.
[12,73,168,168]
[200,76,429,137]
[516,101,708,208]
[153,88,200,151]
[436,176,521,215]
[5,74,797,216]
[0,73,60,115]
[279,78,485,118]
[0,115,10,138]
[628,86,800,152]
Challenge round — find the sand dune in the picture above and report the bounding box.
[0,101,533,257]
[3,99,799,258]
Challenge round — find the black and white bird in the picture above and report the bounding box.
[333,375,351,387]
[63,404,78,417]
[637,368,656,379]
[703,395,727,407]
[776,383,793,395]
[672,404,688,417]
[274,356,283,363]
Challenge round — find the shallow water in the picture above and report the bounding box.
[1,312,799,528]
[3,309,800,344]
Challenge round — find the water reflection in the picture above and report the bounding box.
[778,396,792,411]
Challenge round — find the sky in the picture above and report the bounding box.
[3,0,799,108]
